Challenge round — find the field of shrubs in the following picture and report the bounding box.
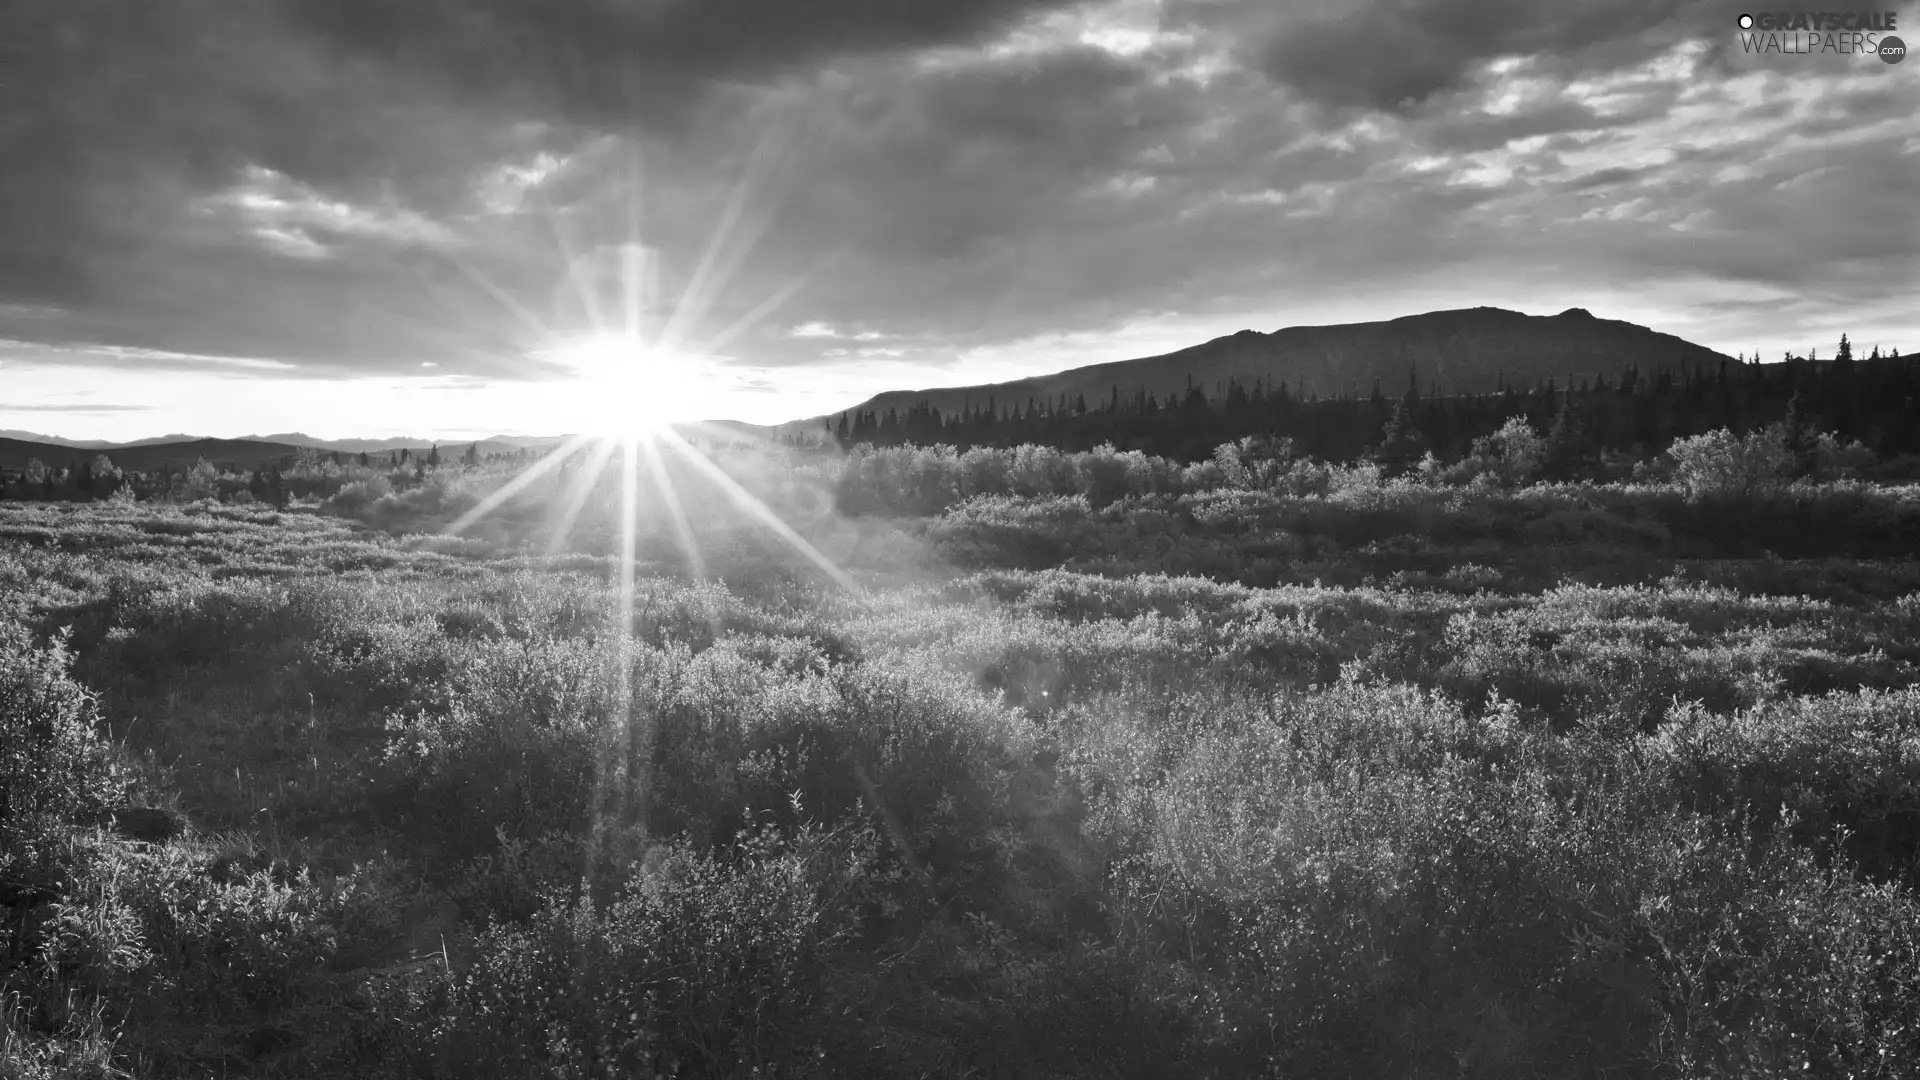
[5,427,1920,1077]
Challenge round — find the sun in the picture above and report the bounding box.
[545,333,721,437]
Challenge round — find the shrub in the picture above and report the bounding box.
[930,494,1102,570]
[375,823,878,1079]
[0,625,118,887]
[1457,416,1548,487]
[1669,427,1793,500]
[323,475,394,516]
[1650,688,1920,882]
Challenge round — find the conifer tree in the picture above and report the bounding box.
[1778,390,1819,477]
[1543,391,1594,482]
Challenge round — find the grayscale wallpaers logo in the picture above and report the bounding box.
[1735,10,1905,60]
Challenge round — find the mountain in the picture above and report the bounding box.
[104,434,209,449]
[236,432,403,453]
[0,437,307,472]
[802,306,1737,428]
[239,433,540,455]
[0,430,119,449]
[480,434,574,450]
[0,429,768,472]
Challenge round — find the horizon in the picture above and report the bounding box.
[0,301,1903,448]
[6,1,1917,442]
[0,305,1906,447]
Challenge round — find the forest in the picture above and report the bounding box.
[3,363,1920,1077]
[825,337,1920,473]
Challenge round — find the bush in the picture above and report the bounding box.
[0,624,118,887]
[1457,416,1547,487]
[1669,427,1793,500]
[929,494,1103,569]
[374,823,878,1079]
[323,475,394,516]
[1650,688,1920,882]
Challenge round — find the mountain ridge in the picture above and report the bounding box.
[794,305,1735,430]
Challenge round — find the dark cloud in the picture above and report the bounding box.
[1162,0,1721,112]
[0,0,1101,378]
[290,0,1090,131]
[0,0,534,313]
[1563,165,1658,190]
[1420,99,1650,154]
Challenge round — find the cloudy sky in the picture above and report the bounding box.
[3,0,1916,440]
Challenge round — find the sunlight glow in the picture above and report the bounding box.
[436,127,862,892]
[542,333,726,436]
[441,122,855,608]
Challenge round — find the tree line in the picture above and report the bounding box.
[0,442,535,505]
[824,336,1917,474]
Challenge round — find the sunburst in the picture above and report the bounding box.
[428,126,858,892]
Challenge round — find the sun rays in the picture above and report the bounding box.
[424,124,859,891]
[437,121,855,615]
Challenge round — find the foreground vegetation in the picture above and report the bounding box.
[4,430,1920,1077]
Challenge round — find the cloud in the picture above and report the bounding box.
[0,338,299,374]
[291,0,1093,130]
[0,403,154,413]
[2,0,1916,436]
[1158,0,1724,113]
[791,322,891,340]
[193,165,458,259]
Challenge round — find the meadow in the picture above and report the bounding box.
[4,429,1920,1078]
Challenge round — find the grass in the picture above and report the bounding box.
[1,456,1918,1077]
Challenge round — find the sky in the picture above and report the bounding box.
[3,0,1916,441]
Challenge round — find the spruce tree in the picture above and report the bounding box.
[1371,399,1425,474]
[1779,391,1819,477]
[1543,391,1593,482]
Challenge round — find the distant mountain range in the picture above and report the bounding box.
[0,427,759,472]
[0,435,563,472]
[235,433,577,454]
[799,306,1737,429]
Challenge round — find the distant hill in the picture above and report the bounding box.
[0,429,772,471]
[480,434,574,450]
[800,306,1736,428]
[0,437,538,472]
[0,430,119,449]
[239,433,549,456]
[0,437,306,472]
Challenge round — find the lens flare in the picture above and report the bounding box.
[431,125,858,890]
[540,334,726,437]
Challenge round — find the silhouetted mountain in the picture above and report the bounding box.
[0,430,119,449]
[0,438,303,471]
[481,434,573,449]
[0,434,558,473]
[238,433,507,454]
[105,434,208,448]
[806,306,1735,426]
